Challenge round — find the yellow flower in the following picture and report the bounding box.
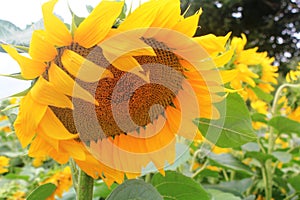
[32,156,47,167]
[206,165,220,172]
[226,34,278,101]
[8,191,26,200]
[3,0,227,185]
[211,145,231,154]
[251,100,268,114]
[42,166,72,200]
[275,138,289,149]
[0,156,10,174]
[288,107,300,122]
[286,63,300,83]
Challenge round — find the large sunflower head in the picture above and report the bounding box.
[2,0,227,185]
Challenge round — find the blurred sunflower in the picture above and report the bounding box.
[42,166,72,200]
[225,34,278,100]
[0,156,10,174]
[2,0,229,185]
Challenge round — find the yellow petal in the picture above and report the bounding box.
[38,108,78,140]
[30,77,73,108]
[111,55,150,83]
[118,0,180,30]
[60,140,86,161]
[29,135,69,164]
[99,30,156,58]
[74,1,124,48]
[213,49,234,67]
[14,94,47,147]
[48,63,98,105]
[220,69,238,83]
[150,0,181,29]
[42,0,72,46]
[118,0,160,30]
[2,45,46,79]
[61,49,113,82]
[173,9,202,37]
[29,30,57,62]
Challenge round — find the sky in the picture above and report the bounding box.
[0,0,146,99]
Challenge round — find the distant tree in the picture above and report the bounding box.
[181,0,300,74]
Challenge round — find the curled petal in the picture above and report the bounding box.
[42,0,72,46]
[2,45,46,79]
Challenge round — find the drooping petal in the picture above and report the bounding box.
[60,140,86,161]
[61,49,113,82]
[42,0,72,46]
[1,45,46,79]
[74,1,124,48]
[14,94,47,147]
[29,30,57,62]
[48,62,98,105]
[29,135,69,164]
[110,55,150,83]
[30,77,73,108]
[38,108,78,140]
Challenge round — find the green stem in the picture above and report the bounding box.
[77,169,94,200]
[192,160,209,178]
[69,159,79,192]
[264,83,300,200]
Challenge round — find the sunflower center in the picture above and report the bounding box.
[50,38,185,142]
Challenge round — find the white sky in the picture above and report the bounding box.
[0,0,146,99]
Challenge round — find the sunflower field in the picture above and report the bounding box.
[0,0,300,200]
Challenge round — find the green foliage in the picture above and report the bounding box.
[151,171,210,200]
[106,179,162,200]
[197,93,257,148]
[269,116,300,135]
[27,183,56,200]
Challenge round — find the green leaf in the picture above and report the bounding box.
[251,113,268,124]
[86,5,94,13]
[242,142,260,152]
[9,87,31,97]
[106,179,162,200]
[151,171,210,200]
[0,73,27,80]
[27,183,56,200]
[207,189,241,200]
[288,174,300,192]
[204,178,252,197]
[4,174,30,181]
[251,86,273,102]
[245,151,276,164]
[94,182,118,199]
[272,151,292,163]
[269,116,300,135]
[208,153,253,175]
[197,93,257,148]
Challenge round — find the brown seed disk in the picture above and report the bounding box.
[50,37,185,142]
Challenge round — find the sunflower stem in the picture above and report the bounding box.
[77,169,94,200]
[69,159,78,192]
[264,83,300,200]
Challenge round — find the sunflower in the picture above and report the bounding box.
[42,166,72,200]
[0,156,10,174]
[225,34,278,101]
[3,0,228,185]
